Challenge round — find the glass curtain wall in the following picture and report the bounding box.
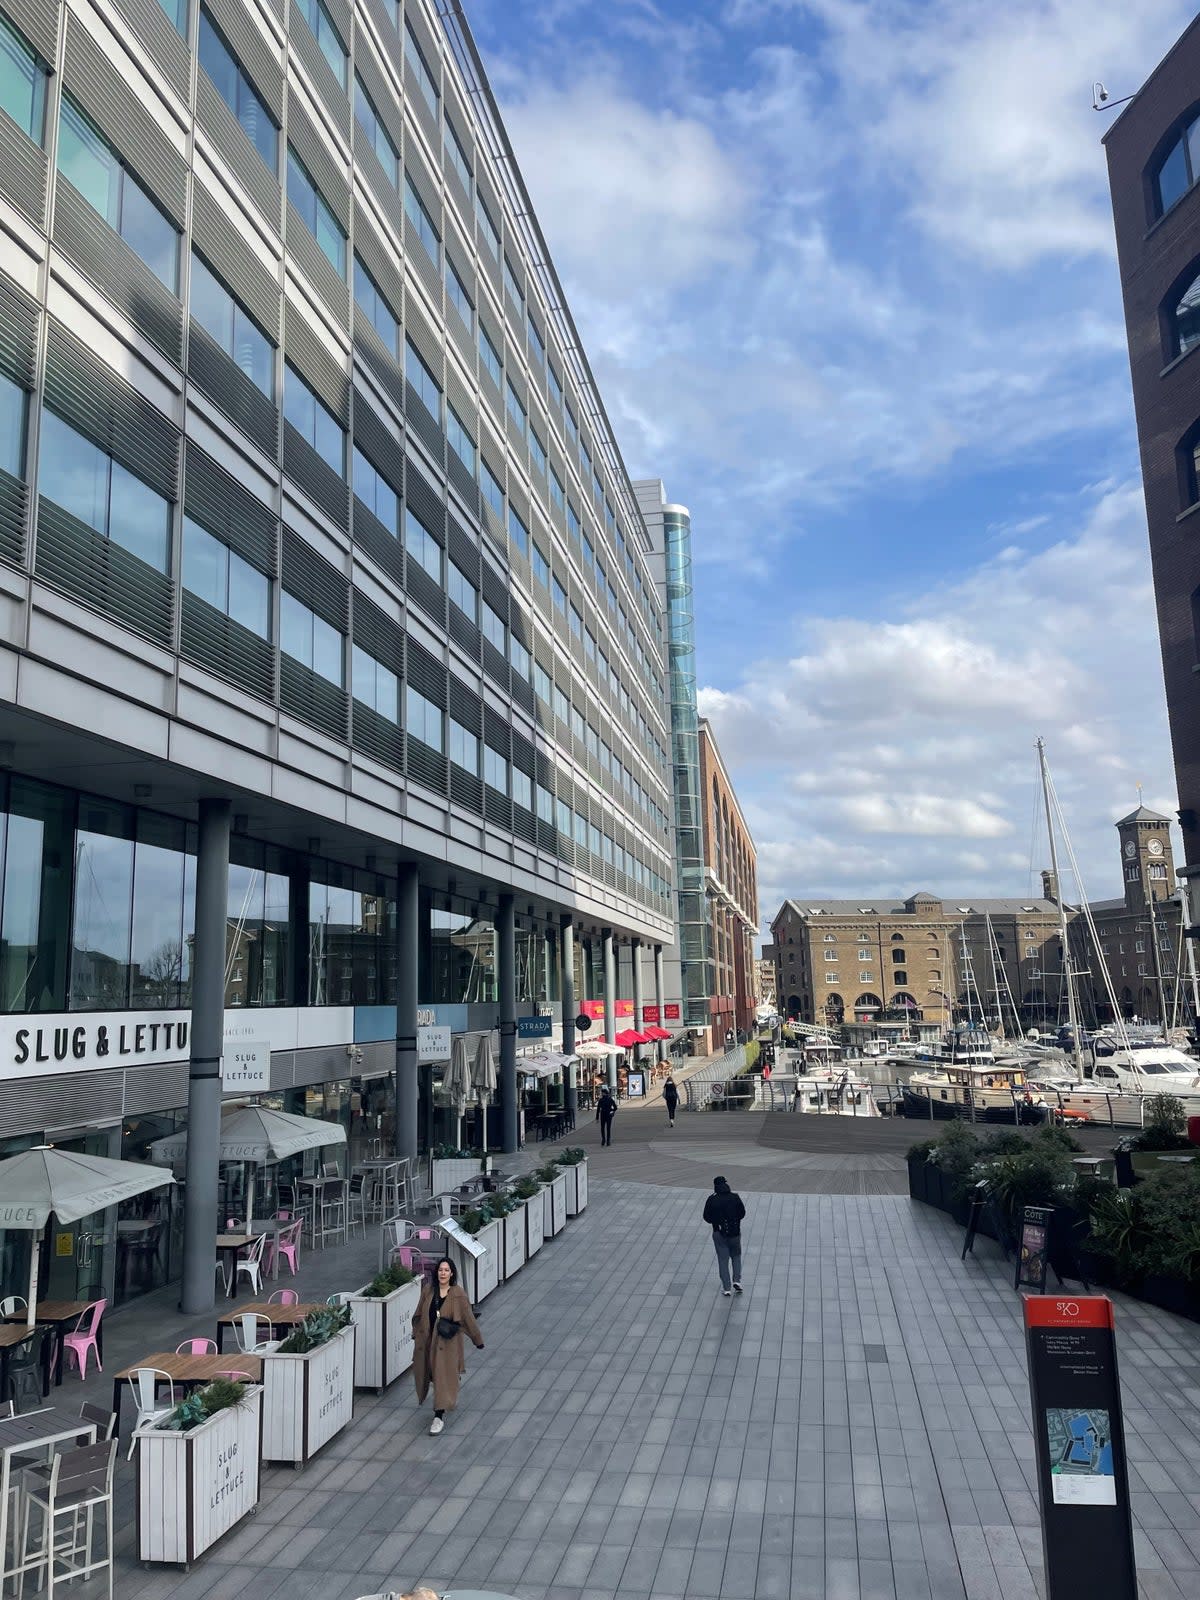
[308,867,396,1005]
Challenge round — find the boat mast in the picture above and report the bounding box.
[985,911,1004,1036]
[1037,738,1083,1080]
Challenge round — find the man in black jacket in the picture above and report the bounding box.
[596,1086,617,1146]
[702,1175,746,1295]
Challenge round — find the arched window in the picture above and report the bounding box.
[890,932,904,942]
[1169,265,1200,358]
[1176,424,1200,511]
[854,992,881,1010]
[892,970,908,985]
[891,948,906,965]
[1153,113,1200,218]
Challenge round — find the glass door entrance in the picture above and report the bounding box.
[41,1126,119,1306]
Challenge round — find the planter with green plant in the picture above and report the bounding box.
[554,1146,588,1214]
[260,1304,355,1464]
[347,1263,420,1391]
[484,1188,527,1277]
[447,1204,502,1302]
[431,1146,491,1195]
[511,1173,546,1256]
[136,1379,262,1564]
[538,1161,568,1236]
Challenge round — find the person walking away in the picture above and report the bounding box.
[412,1256,484,1435]
[703,1175,746,1296]
[596,1085,617,1145]
[663,1076,679,1127]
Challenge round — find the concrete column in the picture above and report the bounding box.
[632,938,644,1068]
[560,914,577,1116]
[181,798,231,1315]
[394,863,419,1161]
[603,928,617,1089]
[498,894,518,1151]
[654,944,666,1066]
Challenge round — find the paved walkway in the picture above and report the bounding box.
[49,1116,1200,1599]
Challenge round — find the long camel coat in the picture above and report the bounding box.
[411,1281,483,1410]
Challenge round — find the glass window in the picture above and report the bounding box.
[552,686,568,723]
[568,504,581,541]
[475,190,499,259]
[555,798,571,835]
[39,409,170,571]
[1156,131,1191,216]
[405,507,442,583]
[354,256,398,353]
[0,372,26,479]
[70,803,134,1009]
[404,20,438,115]
[199,10,276,170]
[531,543,549,586]
[552,576,567,614]
[284,365,345,474]
[191,252,275,397]
[287,146,345,275]
[550,467,565,512]
[565,404,577,444]
[583,628,596,663]
[404,175,439,262]
[570,705,584,740]
[507,505,528,555]
[1174,268,1200,358]
[484,746,507,793]
[280,591,343,684]
[295,0,347,87]
[156,0,187,30]
[536,785,553,823]
[447,405,475,473]
[569,603,583,642]
[526,312,544,366]
[512,768,531,810]
[449,719,477,773]
[505,379,526,436]
[445,259,473,326]
[444,115,471,189]
[548,365,563,410]
[532,660,550,702]
[479,324,502,386]
[130,815,189,1008]
[0,13,46,143]
[510,635,530,680]
[351,644,399,721]
[482,600,505,652]
[406,684,442,750]
[182,518,269,637]
[529,428,546,475]
[352,446,399,534]
[353,76,398,186]
[58,95,179,290]
[481,460,504,517]
[405,337,441,418]
[503,255,523,314]
[448,560,477,620]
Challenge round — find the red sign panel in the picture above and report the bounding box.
[643,1005,660,1023]
[579,999,635,1020]
[1023,1295,1115,1331]
[663,1003,681,1020]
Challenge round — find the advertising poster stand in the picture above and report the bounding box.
[1023,1295,1137,1600]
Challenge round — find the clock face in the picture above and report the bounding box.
[1124,840,1137,859]
[1147,838,1164,857]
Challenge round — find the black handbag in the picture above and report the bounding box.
[436,1315,460,1339]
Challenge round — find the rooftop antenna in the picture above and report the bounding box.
[1093,81,1136,112]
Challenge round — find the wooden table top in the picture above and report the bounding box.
[216,1300,324,1327]
[113,1351,263,1385]
[215,1233,254,1249]
[1,1300,90,1323]
[0,1325,37,1349]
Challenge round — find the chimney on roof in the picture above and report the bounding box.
[1041,869,1058,904]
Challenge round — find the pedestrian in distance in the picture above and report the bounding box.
[411,1256,484,1435]
[703,1174,746,1296]
[663,1075,679,1127]
[597,1085,617,1145]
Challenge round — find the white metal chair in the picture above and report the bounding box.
[326,1292,354,1307]
[16,1436,118,1600]
[234,1231,268,1295]
[232,1312,272,1355]
[124,1369,175,1460]
[0,1295,26,1318]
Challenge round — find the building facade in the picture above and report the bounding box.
[756,954,776,1011]
[698,716,757,1043]
[1105,20,1200,945]
[0,0,675,1311]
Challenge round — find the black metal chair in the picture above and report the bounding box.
[6,1327,47,1412]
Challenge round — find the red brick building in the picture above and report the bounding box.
[698,718,759,1043]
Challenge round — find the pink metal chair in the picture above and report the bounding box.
[175,1338,217,1355]
[276,1218,302,1277]
[267,1289,298,1305]
[63,1299,106,1379]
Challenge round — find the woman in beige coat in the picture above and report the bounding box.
[411,1256,484,1435]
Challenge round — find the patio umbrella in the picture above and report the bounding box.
[615,1029,640,1049]
[0,1145,174,1326]
[469,1033,497,1150]
[574,1038,621,1057]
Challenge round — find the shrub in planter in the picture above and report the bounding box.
[554,1146,586,1166]
[925,1123,984,1206]
[277,1303,351,1354]
[974,1141,1076,1231]
[262,1306,355,1464]
[162,1377,247,1432]
[350,1264,420,1391]
[137,1380,261,1564]
[511,1175,542,1200]
[360,1263,416,1299]
[1130,1093,1192,1151]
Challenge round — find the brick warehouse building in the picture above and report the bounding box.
[698,715,758,1045]
[1105,15,1200,940]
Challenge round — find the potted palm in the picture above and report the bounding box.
[135,1378,262,1564]
[260,1305,355,1464]
[347,1263,421,1391]
[554,1146,588,1215]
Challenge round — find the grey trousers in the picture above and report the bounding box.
[712,1232,742,1289]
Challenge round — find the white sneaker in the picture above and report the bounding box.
[429,1417,444,1435]
[722,1288,732,1297]
[733,1282,743,1293]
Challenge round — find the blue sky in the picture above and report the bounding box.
[468,0,1196,923]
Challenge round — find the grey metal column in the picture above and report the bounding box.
[560,914,576,1117]
[603,928,617,1090]
[632,938,644,1070]
[181,798,231,1315]
[654,944,666,1066]
[498,894,518,1151]
[395,863,419,1161]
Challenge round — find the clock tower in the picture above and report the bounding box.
[1117,805,1175,914]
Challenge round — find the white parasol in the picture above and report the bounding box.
[0,1145,174,1326]
[574,1038,622,1057]
[470,1032,497,1099]
[148,1107,346,1226]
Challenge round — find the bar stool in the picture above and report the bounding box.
[315,1179,347,1247]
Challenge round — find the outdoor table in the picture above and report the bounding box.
[111,1350,263,1434]
[247,1218,286,1280]
[0,1323,52,1402]
[215,1232,254,1297]
[3,1300,96,1386]
[215,1300,325,1352]
[0,1406,97,1588]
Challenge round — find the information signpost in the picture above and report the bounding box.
[1023,1296,1136,1600]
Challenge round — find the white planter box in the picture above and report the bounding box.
[431,1157,489,1194]
[136,1387,262,1565]
[447,1216,501,1302]
[561,1160,588,1215]
[521,1193,545,1257]
[260,1323,355,1464]
[500,1207,526,1278]
[348,1278,422,1391]
[543,1174,567,1236]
